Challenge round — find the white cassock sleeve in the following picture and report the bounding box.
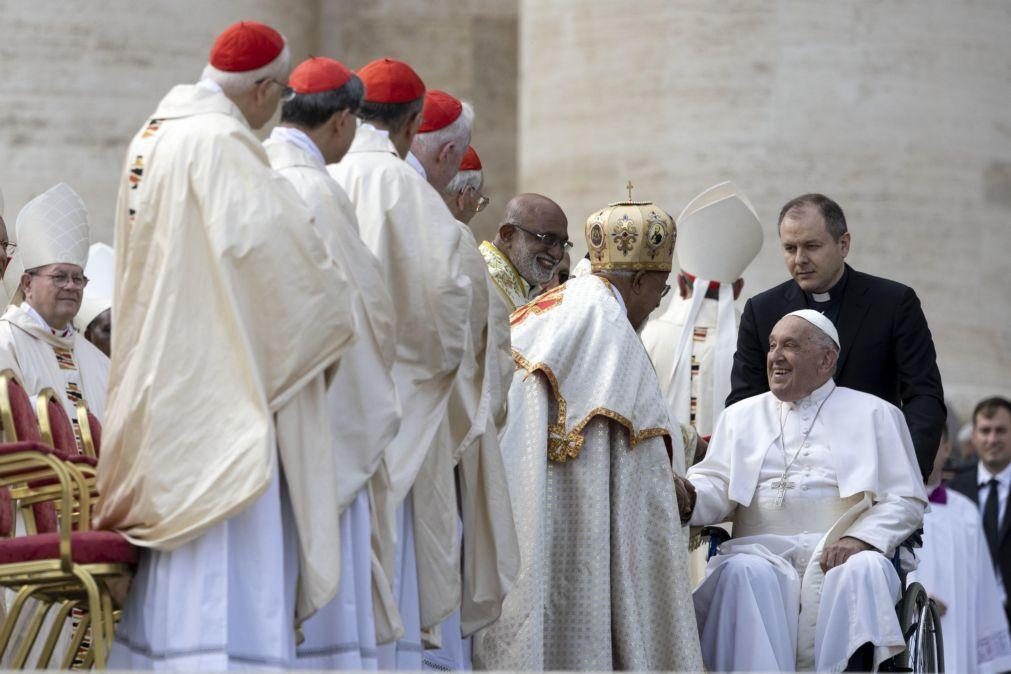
[686,414,736,526]
[844,494,924,555]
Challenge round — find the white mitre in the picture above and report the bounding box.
[76,242,114,330]
[16,183,90,271]
[785,308,840,348]
[666,182,764,430]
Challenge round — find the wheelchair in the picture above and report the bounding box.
[701,526,944,672]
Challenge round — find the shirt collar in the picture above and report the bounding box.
[780,378,836,411]
[269,126,326,166]
[978,460,1011,487]
[405,151,427,179]
[196,78,224,94]
[610,284,627,317]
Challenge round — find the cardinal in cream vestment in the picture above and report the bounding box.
[473,196,702,671]
[96,22,358,670]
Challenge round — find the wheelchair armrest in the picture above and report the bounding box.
[701,525,732,560]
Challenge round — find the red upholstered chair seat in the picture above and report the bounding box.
[0,530,137,565]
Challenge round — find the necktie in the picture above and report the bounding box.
[984,478,1001,560]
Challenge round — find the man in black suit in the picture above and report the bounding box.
[727,194,945,478]
[950,396,1011,624]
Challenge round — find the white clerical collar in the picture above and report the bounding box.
[269,126,325,166]
[196,78,224,94]
[780,378,835,410]
[358,121,389,139]
[812,291,831,302]
[23,302,73,338]
[405,151,427,179]
[978,460,1011,488]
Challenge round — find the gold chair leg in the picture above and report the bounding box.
[72,567,106,669]
[11,598,53,667]
[35,599,78,669]
[100,586,116,664]
[0,585,39,659]
[59,610,90,670]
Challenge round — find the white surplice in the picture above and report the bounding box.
[99,83,358,669]
[473,274,702,671]
[265,128,400,669]
[909,486,1011,674]
[689,380,928,671]
[0,302,109,420]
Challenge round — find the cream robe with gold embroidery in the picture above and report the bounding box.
[95,84,358,621]
[473,274,701,671]
[0,303,109,420]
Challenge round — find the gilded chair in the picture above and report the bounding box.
[0,374,136,669]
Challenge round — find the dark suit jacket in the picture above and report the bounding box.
[727,265,945,478]
[949,468,1011,621]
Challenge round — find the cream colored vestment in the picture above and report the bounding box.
[94,84,358,621]
[473,274,702,671]
[330,124,497,640]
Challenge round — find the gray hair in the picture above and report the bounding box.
[413,101,475,156]
[443,169,482,197]
[808,326,840,354]
[200,43,291,96]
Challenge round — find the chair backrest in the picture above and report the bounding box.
[0,370,42,443]
[37,389,79,456]
[75,401,101,459]
[0,371,23,537]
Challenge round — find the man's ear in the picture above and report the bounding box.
[838,231,851,258]
[632,270,648,295]
[20,273,32,297]
[437,141,456,165]
[253,78,274,106]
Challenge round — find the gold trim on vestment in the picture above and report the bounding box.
[512,350,670,462]
[480,241,528,311]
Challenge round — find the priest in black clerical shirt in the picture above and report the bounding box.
[727,193,945,479]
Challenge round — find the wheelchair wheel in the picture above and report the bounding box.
[892,581,944,672]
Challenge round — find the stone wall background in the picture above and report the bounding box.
[2,1,1007,417]
[520,0,1011,418]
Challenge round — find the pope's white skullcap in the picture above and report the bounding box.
[785,309,840,348]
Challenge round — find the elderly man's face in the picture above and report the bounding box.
[767,316,836,402]
[505,217,569,286]
[0,216,10,277]
[974,407,1011,474]
[22,263,86,330]
[780,206,850,294]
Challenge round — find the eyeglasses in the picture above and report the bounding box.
[661,284,671,298]
[0,241,15,257]
[28,271,89,288]
[257,77,295,102]
[475,194,490,213]
[510,223,573,251]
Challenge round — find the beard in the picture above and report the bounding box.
[512,241,557,286]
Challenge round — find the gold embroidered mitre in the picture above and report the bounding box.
[584,197,676,272]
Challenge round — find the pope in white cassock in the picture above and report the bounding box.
[96,21,359,669]
[0,183,109,423]
[330,59,517,670]
[909,431,1011,673]
[474,195,703,671]
[262,56,400,670]
[687,309,928,672]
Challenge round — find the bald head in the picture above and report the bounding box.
[494,194,570,286]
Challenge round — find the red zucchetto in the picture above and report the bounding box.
[418,90,463,133]
[289,57,354,95]
[209,21,285,72]
[459,145,482,171]
[358,58,425,104]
